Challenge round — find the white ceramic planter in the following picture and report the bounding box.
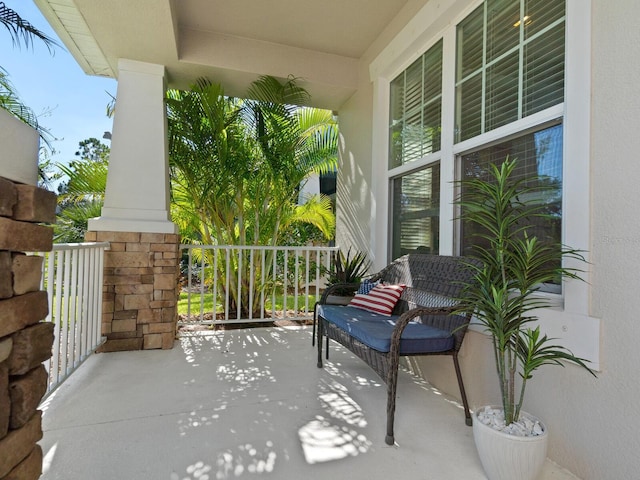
[473,406,548,480]
[326,294,353,306]
[0,108,39,185]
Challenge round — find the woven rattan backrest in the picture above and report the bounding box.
[371,254,477,314]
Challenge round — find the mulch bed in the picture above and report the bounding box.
[177,311,313,332]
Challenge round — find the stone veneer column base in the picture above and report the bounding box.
[0,176,56,479]
[84,231,180,352]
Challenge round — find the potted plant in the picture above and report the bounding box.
[455,158,596,480]
[323,247,371,303]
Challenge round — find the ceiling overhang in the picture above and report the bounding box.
[34,0,417,109]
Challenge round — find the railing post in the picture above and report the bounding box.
[78,247,88,362]
[95,243,105,348]
[236,248,242,321]
[69,248,80,369]
[249,249,255,321]
[260,249,267,320]
[199,246,205,322]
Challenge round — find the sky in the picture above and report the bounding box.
[2,0,116,179]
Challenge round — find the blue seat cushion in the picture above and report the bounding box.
[317,304,454,354]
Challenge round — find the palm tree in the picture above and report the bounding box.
[0,1,59,147]
[167,76,337,316]
[240,75,337,246]
[54,138,109,243]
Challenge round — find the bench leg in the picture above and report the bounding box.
[385,356,401,445]
[312,302,318,346]
[453,352,472,426]
[316,317,323,368]
[325,332,330,360]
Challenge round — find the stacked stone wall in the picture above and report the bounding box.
[0,176,56,480]
[84,231,180,352]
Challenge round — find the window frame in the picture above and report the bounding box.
[378,0,590,305]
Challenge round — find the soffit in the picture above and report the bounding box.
[34,0,415,109]
[177,0,410,59]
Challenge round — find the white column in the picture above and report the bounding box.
[88,59,177,234]
[370,78,390,270]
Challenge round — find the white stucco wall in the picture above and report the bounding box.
[335,0,430,266]
[336,0,640,478]
[335,82,375,259]
[531,1,640,477]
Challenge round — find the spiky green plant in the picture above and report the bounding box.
[324,248,370,295]
[456,158,595,425]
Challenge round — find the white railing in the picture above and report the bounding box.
[40,242,109,393]
[180,245,339,325]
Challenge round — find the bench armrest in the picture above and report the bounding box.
[319,282,360,304]
[389,306,471,358]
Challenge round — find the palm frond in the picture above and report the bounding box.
[53,200,103,243]
[0,2,60,52]
[56,161,107,203]
[289,194,335,240]
[246,74,310,107]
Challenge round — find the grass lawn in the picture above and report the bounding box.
[178,291,319,316]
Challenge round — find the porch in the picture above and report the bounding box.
[39,326,576,480]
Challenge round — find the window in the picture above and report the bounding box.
[391,164,440,259]
[458,123,563,290]
[386,0,566,274]
[389,40,443,168]
[455,0,565,142]
[454,0,566,289]
[319,170,336,199]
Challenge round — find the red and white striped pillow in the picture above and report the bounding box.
[348,283,406,316]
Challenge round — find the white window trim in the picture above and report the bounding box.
[369,0,600,369]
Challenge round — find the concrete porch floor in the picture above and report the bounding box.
[39,326,578,479]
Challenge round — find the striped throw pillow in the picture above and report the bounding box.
[356,279,379,295]
[348,283,406,316]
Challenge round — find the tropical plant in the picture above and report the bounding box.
[167,76,337,316]
[0,1,58,148]
[455,158,595,426]
[325,248,371,287]
[54,200,103,243]
[54,138,109,242]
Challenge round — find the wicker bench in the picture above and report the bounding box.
[315,254,478,445]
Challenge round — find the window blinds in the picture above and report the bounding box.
[455,0,566,142]
[389,40,443,168]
